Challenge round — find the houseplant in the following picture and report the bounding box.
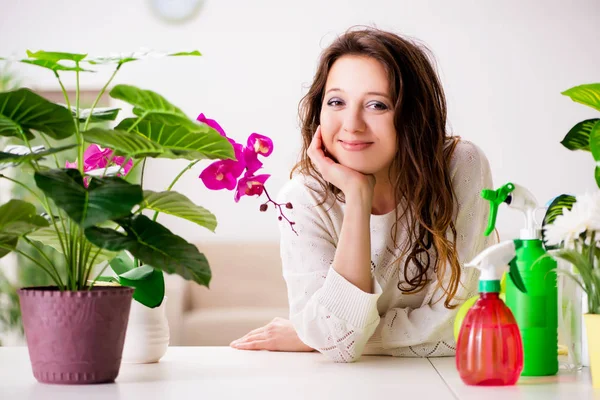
[0,49,235,383]
[542,83,600,387]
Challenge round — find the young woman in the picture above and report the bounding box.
[230,27,496,362]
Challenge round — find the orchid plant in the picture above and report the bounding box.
[0,49,238,308]
[542,83,600,315]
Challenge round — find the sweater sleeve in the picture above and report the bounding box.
[369,141,498,357]
[276,178,381,363]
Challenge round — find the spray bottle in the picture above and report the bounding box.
[456,240,526,386]
[481,182,558,376]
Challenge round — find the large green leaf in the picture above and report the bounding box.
[87,50,201,66]
[85,214,211,287]
[562,83,600,112]
[0,88,75,140]
[561,119,599,151]
[34,169,143,228]
[74,107,120,123]
[141,190,217,231]
[26,50,87,62]
[20,59,92,73]
[116,118,234,160]
[109,85,199,129]
[109,251,135,275]
[82,128,166,158]
[0,200,49,258]
[118,265,165,308]
[0,144,76,170]
[26,226,116,266]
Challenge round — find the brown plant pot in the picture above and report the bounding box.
[17,286,134,384]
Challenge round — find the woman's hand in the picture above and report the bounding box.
[307,126,375,198]
[230,318,315,352]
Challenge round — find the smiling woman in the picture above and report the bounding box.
[230,26,497,363]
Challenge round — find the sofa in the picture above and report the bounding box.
[165,242,289,346]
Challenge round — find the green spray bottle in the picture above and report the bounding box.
[481,182,558,376]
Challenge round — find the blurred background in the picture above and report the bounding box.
[0,0,598,345]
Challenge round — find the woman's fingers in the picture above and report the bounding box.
[232,332,266,345]
[232,339,271,351]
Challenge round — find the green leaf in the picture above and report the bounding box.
[94,276,119,283]
[561,119,599,151]
[82,128,166,158]
[109,250,135,275]
[74,107,120,123]
[85,214,211,287]
[541,194,577,246]
[0,88,76,140]
[588,116,600,186]
[141,190,217,231]
[87,50,201,65]
[116,118,234,160]
[20,59,92,73]
[0,144,76,170]
[169,51,202,57]
[542,194,577,226]
[562,83,600,112]
[118,265,165,308]
[34,169,143,228]
[109,85,198,128]
[0,200,49,258]
[83,226,134,252]
[26,50,87,62]
[119,264,153,280]
[26,226,116,266]
[0,115,33,140]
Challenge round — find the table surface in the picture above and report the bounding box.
[1,347,598,400]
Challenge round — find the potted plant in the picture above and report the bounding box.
[542,83,600,388]
[0,49,235,383]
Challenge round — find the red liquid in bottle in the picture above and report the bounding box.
[455,292,524,386]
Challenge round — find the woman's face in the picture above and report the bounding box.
[320,55,397,177]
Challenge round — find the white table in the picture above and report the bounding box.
[0,347,598,399]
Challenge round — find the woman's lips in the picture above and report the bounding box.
[338,140,373,151]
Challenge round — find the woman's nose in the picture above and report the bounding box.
[342,107,366,134]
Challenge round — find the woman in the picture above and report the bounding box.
[230,27,496,362]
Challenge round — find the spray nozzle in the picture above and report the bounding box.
[482,183,515,236]
[466,240,527,293]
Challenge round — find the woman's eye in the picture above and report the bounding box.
[327,99,344,107]
[368,101,388,111]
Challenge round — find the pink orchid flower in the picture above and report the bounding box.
[197,113,296,234]
[197,113,226,137]
[234,173,270,203]
[65,144,133,182]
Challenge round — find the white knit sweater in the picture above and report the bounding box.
[276,140,497,363]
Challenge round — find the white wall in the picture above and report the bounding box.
[1,0,599,243]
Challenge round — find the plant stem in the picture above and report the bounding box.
[88,261,113,289]
[22,236,65,289]
[39,133,60,168]
[0,244,63,289]
[83,65,120,132]
[140,158,147,187]
[0,174,49,212]
[84,246,103,286]
[151,159,199,222]
[75,63,83,175]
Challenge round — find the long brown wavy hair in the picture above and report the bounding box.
[292,27,463,308]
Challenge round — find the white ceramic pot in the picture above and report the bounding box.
[122,296,169,364]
